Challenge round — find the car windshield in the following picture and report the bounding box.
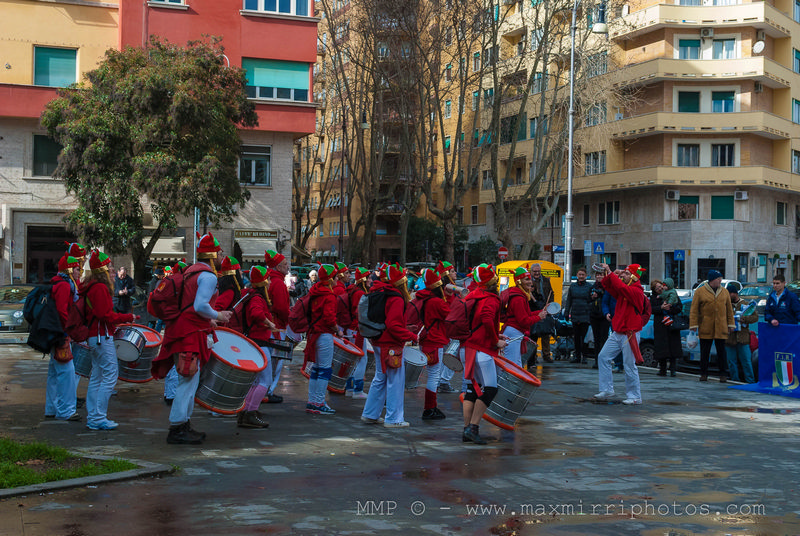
[739,285,771,298]
[0,286,34,304]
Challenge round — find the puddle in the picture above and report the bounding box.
[715,406,794,414]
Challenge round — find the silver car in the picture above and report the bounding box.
[0,284,35,333]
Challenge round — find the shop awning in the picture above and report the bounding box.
[145,237,186,261]
[235,238,276,262]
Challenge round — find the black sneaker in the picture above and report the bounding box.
[265,394,283,404]
[164,397,174,406]
[167,422,203,445]
[462,426,488,445]
[422,408,446,420]
[437,383,455,394]
[186,420,206,439]
[76,397,85,409]
[238,410,270,429]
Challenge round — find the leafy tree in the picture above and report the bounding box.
[41,37,258,284]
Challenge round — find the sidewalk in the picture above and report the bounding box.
[1,343,799,535]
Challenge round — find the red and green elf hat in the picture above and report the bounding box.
[384,263,407,288]
[354,267,370,281]
[64,241,87,259]
[89,250,111,273]
[317,264,337,282]
[626,263,646,281]
[58,255,80,272]
[436,260,454,276]
[220,256,241,276]
[264,249,285,268]
[334,261,348,276]
[513,266,531,282]
[421,268,443,290]
[472,263,497,287]
[196,232,221,259]
[249,266,269,288]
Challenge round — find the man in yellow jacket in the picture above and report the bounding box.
[689,270,734,382]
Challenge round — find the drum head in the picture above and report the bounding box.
[403,347,427,367]
[115,340,141,362]
[120,323,162,348]
[333,336,365,357]
[545,302,561,315]
[442,352,464,372]
[212,328,267,372]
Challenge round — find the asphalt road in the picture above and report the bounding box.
[0,344,798,536]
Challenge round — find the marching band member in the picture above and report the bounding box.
[83,250,138,430]
[44,255,82,421]
[152,233,231,444]
[361,263,418,428]
[461,264,505,444]
[344,267,371,399]
[161,261,184,406]
[237,266,275,428]
[304,264,340,414]
[215,256,243,312]
[264,250,291,404]
[436,260,460,394]
[333,261,349,296]
[500,267,546,368]
[416,268,450,420]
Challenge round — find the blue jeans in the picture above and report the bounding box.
[362,347,405,424]
[726,344,754,383]
[502,326,524,368]
[45,353,77,419]
[164,365,178,399]
[86,336,118,426]
[169,366,200,426]
[308,334,333,405]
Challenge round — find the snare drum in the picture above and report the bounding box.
[327,336,365,393]
[195,327,267,414]
[285,325,303,343]
[403,347,427,390]
[266,339,295,361]
[442,339,463,372]
[117,324,161,383]
[114,326,146,363]
[72,342,92,378]
[545,302,561,315]
[483,356,542,431]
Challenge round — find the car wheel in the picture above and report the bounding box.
[640,342,657,368]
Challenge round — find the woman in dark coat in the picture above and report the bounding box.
[650,279,683,376]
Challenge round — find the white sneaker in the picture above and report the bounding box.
[622,398,642,405]
[592,391,614,400]
[383,421,410,428]
[352,391,368,399]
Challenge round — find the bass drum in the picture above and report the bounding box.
[483,356,541,431]
[117,323,161,383]
[301,337,365,394]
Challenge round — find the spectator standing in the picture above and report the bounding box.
[589,269,609,369]
[689,270,734,382]
[113,266,136,314]
[564,267,592,364]
[651,279,682,377]
[529,263,554,363]
[726,284,758,383]
[765,274,800,326]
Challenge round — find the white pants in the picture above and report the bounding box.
[597,331,642,401]
[362,347,405,424]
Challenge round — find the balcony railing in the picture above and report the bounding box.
[607,111,793,141]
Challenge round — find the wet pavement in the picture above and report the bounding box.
[1,344,799,536]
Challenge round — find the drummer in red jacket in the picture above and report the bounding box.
[264,250,291,403]
[344,267,371,398]
[361,263,418,428]
[461,263,507,444]
[237,266,276,429]
[333,261,349,296]
[305,264,340,414]
[436,260,462,393]
[416,268,451,420]
[500,267,547,368]
[152,234,232,444]
[82,250,138,431]
[214,256,243,312]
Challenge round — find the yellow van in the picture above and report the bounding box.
[497,260,564,306]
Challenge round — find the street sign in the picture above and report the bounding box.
[583,240,592,256]
[593,242,605,255]
[553,245,565,252]
[498,246,509,259]
[673,249,685,261]
[554,252,565,265]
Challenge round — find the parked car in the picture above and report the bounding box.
[787,280,800,299]
[291,265,312,279]
[738,284,771,316]
[0,284,36,333]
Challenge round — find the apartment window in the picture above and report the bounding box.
[586,52,607,78]
[457,207,464,225]
[529,117,538,138]
[484,88,494,108]
[460,57,466,76]
[711,91,735,113]
[585,151,606,175]
[712,39,736,60]
[796,0,800,23]
[445,27,453,46]
[710,195,734,219]
[444,100,452,119]
[598,200,619,225]
[794,99,800,124]
[793,150,800,173]
[711,144,735,166]
[677,144,700,167]
[472,91,479,111]
[377,43,389,59]
[777,202,787,225]
[243,0,310,17]
[678,91,700,113]
[678,195,699,220]
[678,0,701,5]
[483,46,498,67]
[585,102,606,126]
[471,205,479,225]
[239,145,271,186]
[795,49,800,73]
[34,47,77,87]
[33,135,62,176]
[473,129,480,147]
[482,169,493,189]
[530,29,543,51]
[473,52,480,71]
[678,39,700,60]
[532,72,546,93]
[243,58,310,102]
[500,114,526,144]
[444,135,451,154]
[583,204,590,225]
[445,64,453,82]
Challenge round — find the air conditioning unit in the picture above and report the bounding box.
[750,256,759,268]
[754,81,763,93]
[665,189,680,201]
[700,27,714,39]
[734,190,748,201]
[614,113,624,121]
[756,29,766,42]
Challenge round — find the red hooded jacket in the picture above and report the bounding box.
[268,269,290,329]
[415,288,450,353]
[602,272,646,334]
[500,286,541,333]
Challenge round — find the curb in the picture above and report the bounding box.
[0,455,175,499]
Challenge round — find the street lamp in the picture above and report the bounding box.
[564,0,607,286]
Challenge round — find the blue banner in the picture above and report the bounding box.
[733,323,800,398]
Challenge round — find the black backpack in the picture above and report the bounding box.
[24,283,66,354]
[358,288,402,340]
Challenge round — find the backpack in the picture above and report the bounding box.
[336,285,359,328]
[64,283,92,343]
[358,288,402,340]
[404,294,432,333]
[499,291,526,324]
[443,296,486,341]
[287,292,316,334]
[147,268,203,322]
[227,292,255,336]
[630,292,652,329]
[24,284,65,354]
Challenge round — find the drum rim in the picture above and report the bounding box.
[333,336,365,357]
[402,346,428,366]
[442,352,464,372]
[545,302,561,314]
[118,322,162,347]
[494,355,542,386]
[211,327,268,372]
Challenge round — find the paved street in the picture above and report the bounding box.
[0,343,799,536]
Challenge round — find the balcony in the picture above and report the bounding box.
[573,165,800,193]
[610,56,792,90]
[608,111,793,140]
[610,2,792,40]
